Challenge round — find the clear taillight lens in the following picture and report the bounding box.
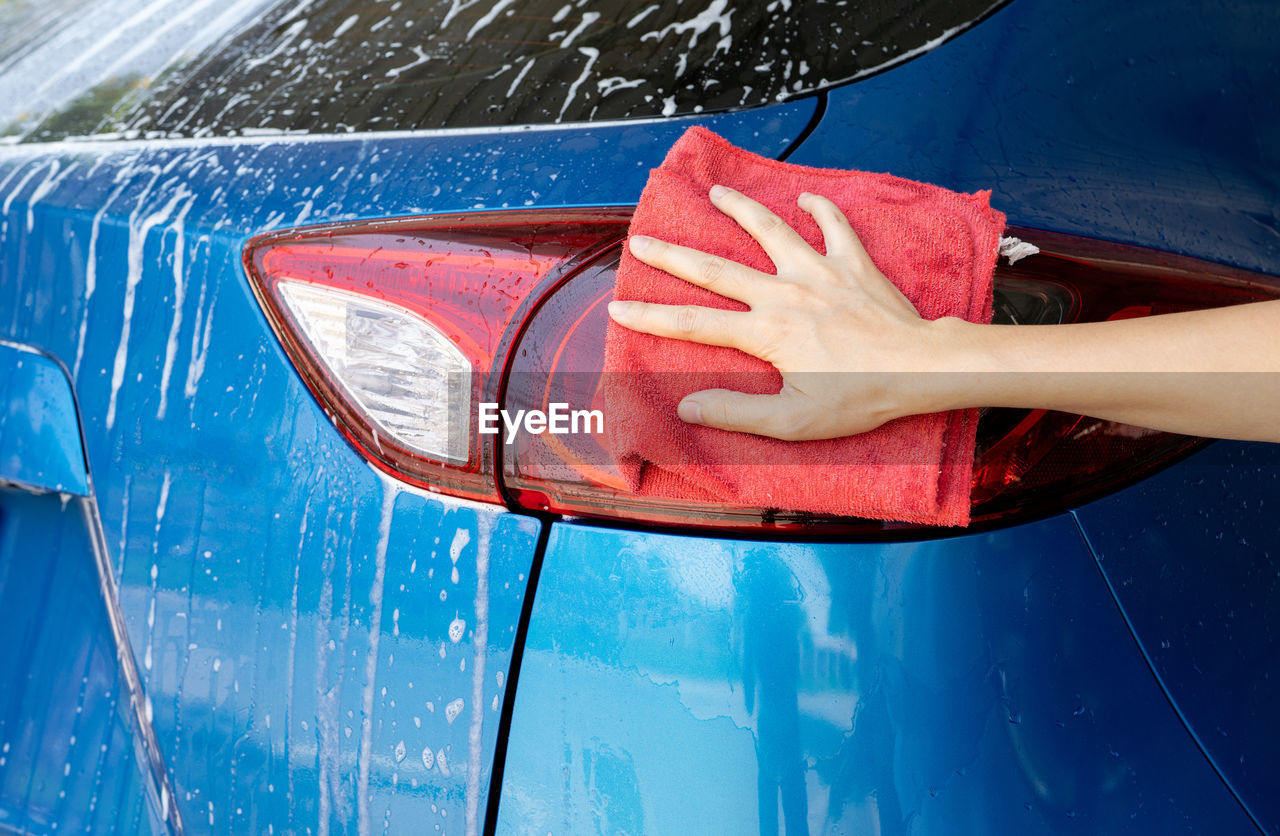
[246,213,1280,529]
[274,281,473,463]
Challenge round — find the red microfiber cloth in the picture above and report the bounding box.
[603,126,1005,526]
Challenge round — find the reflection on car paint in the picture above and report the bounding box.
[499,519,1256,834]
[0,487,179,833]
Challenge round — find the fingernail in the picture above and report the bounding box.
[607,300,631,319]
[629,235,651,254]
[709,184,729,200]
[677,399,702,424]
[797,191,812,202]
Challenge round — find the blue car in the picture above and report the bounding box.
[1,0,1277,833]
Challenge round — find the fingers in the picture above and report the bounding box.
[628,235,765,305]
[709,185,812,267]
[608,299,751,352]
[678,387,810,440]
[797,191,872,266]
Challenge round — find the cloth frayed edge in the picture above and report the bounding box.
[999,235,1040,264]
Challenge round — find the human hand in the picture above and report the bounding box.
[606,185,966,440]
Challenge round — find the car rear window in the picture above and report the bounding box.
[3,0,1004,142]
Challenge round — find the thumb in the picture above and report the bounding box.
[679,388,811,440]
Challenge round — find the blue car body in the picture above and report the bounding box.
[0,0,1277,834]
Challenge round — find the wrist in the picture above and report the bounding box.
[931,315,1001,371]
[900,316,1001,414]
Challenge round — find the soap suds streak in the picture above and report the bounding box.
[25,160,80,233]
[183,259,217,403]
[385,45,434,79]
[559,11,600,48]
[626,4,659,28]
[243,18,308,72]
[74,177,132,382]
[464,511,494,836]
[157,196,196,419]
[466,0,516,42]
[117,473,132,582]
[0,160,50,241]
[441,0,483,30]
[505,58,536,100]
[598,76,646,98]
[0,163,28,210]
[314,500,353,836]
[332,13,359,38]
[284,474,317,825]
[143,469,170,673]
[106,181,192,431]
[449,527,471,565]
[3,159,78,333]
[356,486,398,836]
[558,48,600,123]
[0,161,44,215]
[640,0,734,79]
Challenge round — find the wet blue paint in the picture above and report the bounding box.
[788,8,1280,824]
[499,518,1257,834]
[789,0,1280,276]
[0,105,814,832]
[0,487,166,834]
[1075,440,1280,834]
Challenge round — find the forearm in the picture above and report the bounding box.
[614,185,1280,445]
[926,300,1280,442]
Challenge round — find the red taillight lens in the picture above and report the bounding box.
[965,229,1280,523]
[501,225,1280,530]
[247,213,1279,530]
[245,212,628,501]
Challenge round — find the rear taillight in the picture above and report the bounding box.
[247,215,1280,530]
[245,212,629,501]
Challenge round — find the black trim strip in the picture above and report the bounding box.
[777,89,828,162]
[483,511,555,835]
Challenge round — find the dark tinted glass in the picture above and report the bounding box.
[20,0,1003,140]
